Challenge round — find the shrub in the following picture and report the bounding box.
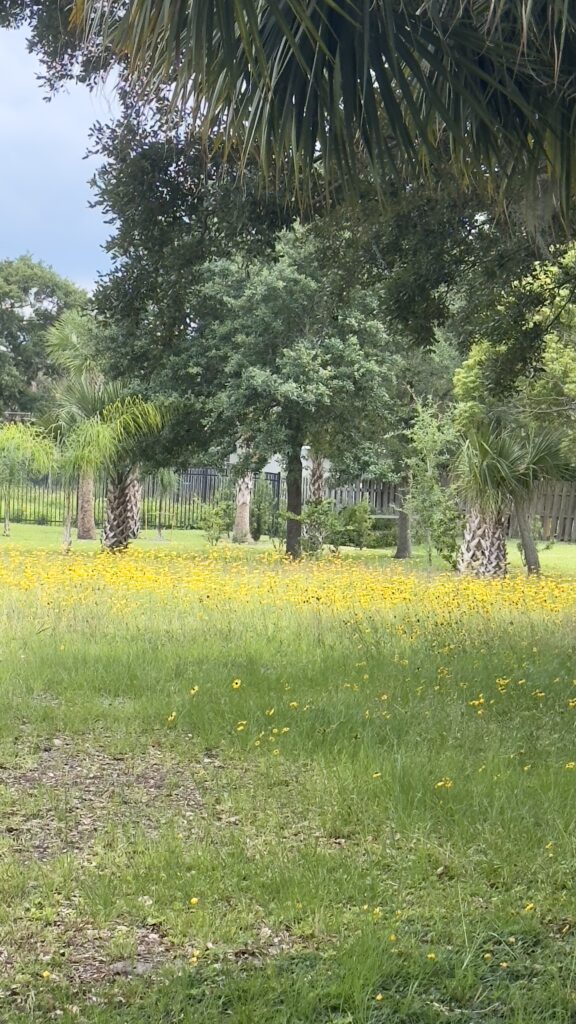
[370,517,398,548]
[302,500,342,553]
[337,500,374,548]
[250,478,276,541]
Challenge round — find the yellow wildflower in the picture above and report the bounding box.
[434,777,453,789]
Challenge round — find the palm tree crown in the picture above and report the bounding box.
[456,423,574,518]
[73,1,576,205]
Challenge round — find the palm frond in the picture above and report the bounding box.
[455,420,576,515]
[60,417,121,477]
[0,424,55,485]
[45,310,99,377]
[72,1,576,206]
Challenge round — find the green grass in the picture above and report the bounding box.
[0,530,575,1022]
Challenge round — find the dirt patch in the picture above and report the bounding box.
[0,739,203,861]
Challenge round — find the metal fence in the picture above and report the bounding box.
[4,468,282,531]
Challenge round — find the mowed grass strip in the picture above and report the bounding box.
[0,543,575,1022]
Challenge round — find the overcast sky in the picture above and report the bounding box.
[0,29,118,292]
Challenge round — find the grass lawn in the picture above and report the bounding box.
[0,529,575,1022]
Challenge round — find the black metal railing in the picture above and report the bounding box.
[3,468,283,532]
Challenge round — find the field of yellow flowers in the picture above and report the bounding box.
[0,538,575,1023]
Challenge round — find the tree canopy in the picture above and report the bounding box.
[69,1,576,210]
[0,255,87,416]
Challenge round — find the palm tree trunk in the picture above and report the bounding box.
[457,511,486,575]
[102,466,141,551]
[309,453,325,503]
[393,484,412,558]
[77,471,97,540]
[480,516,508,578]
[458,511,508,578]
[232,473,254,544]
[515,500,540,575]
[285,444,303,559]
[127,472,141,540]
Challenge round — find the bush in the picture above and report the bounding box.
[337,500,374,549]
[250,478,276,541]
[431,498,466,568]
[369,517,398,548]
[301,500,342,553]
[199,501,232,546]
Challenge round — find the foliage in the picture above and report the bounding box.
[71,0,576,214]
[0,256,87,415]
[404,402,462,567]
[300,500,341,554]
[454,243,576,399]
[192,223,395,469]
[336,500,375,550]
[45,309,100,377]
[455,422,575,520]
[250,478,276,542]
[199,501,232,547]
[0,423,54,533]
[370,517,399,548]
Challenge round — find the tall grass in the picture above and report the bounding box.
[0,543,575,1022]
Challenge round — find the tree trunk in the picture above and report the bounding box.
[309,452,325,503]
[3,491,9,537]
[393,484,412,558]
[480,516,508,578]
[515,500,540,576]
[127,472,141,540]
[77,471,97,540]
[457,510,485,575]
[285,444,303,559]
[232,473,254,544]
[62,491,73,553]
[102,467,141,551]
[458,510,508,578]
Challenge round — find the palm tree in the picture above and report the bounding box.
[46,313,163,549]
[49,374,162,550]
[57,416,120,551]
[455,423,574,578]
[46,311,101,540]
[73,2,576,207]
[232,472,255,544]
[0,424,54,536]
[96,399,163,551]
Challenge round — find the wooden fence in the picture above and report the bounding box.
[508,480,576,542]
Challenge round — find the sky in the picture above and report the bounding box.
[0,29,118,292]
